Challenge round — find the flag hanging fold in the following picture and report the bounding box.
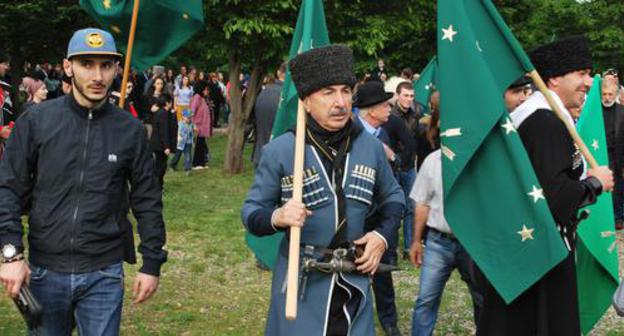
[246,0,330,270]
[79,0,204,71]
[576,75,619,334]
[413,56,438,114]
[438,0,568,303]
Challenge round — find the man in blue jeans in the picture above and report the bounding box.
[389,82,419,258]
[0,28,167,335]
[408,149,482,335]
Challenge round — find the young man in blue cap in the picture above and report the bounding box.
[0,28,167,335]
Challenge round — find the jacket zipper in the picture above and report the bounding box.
[70,110,93,272]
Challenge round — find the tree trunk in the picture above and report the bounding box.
[223,52,265,174]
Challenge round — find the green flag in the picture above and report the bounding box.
[413,56,438,114]
[438,0,568,303]
[270,0,330,137]
[79,0,204,71]
[576,75,619,334]
[245,0,330,270]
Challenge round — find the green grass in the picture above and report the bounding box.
[1,134,623,335]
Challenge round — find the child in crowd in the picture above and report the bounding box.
[150,93,175,188]
[169,109,194,175]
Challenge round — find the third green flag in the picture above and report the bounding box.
[576,75,619,334]
[438,0,568,303]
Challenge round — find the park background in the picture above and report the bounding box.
[1,0,624,334]
[0,135,622,335]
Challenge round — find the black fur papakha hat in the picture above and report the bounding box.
[530,36,593,81]
[289,44,357,99]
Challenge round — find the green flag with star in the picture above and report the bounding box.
[270,0,330,137]
[576,75,619,334]
[413,56,438,114]
[79,0,204,71]
[438,0,568,303]
[245,0,330,270]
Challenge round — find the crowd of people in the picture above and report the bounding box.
[0,24,623,336]
[0,50,260,183]
[244,36,623,336]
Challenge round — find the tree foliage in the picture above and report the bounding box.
[193,0,298,173]
[1,0,623,173]
[0,1,94,106]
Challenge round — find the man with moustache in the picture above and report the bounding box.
[479,36,614,335]
[0,28,167,335]
[242,45,404,335]
[601,79,624,229]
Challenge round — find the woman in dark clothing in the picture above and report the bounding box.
[143,76,166,138]
[164,68,175,95]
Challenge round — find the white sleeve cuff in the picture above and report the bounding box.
[270,209,280,232]
[372,230,388,249]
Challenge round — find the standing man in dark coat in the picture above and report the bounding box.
[479,36,614,336]
[208,73,225,128]
[601,79,624,229]
[252,62,286,167]
[354,80,408,336]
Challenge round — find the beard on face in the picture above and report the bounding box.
[72,77,109,105]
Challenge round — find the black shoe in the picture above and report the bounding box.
[383,325,402,336]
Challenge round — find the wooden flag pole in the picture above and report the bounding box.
[119,0,140,108]
[285,100,306,320]
[528,70,599,169]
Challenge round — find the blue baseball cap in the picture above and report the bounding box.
[67,28,123,60]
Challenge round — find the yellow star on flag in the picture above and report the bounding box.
[110,25,121,34]
[103,0,111,9]
[517,225,535,242]
[527,185,545,203]
[591,139,599,151]
[441,25,458,43]
[501,118,516,134]
[182,13,189,20]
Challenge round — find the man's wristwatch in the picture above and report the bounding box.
[1,244,24,263]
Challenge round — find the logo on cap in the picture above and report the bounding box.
[86,33,105,48]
